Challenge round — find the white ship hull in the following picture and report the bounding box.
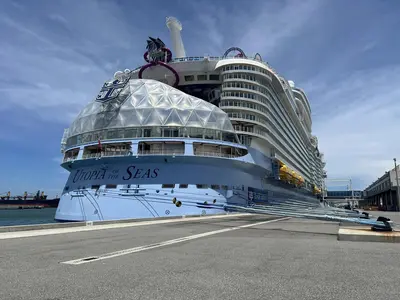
[55,151,319,222]
[56,184,231,221]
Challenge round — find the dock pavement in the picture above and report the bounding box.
[1,213,400,300]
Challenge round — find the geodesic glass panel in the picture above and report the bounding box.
[66,79,235,138]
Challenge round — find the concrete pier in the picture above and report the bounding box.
[1,214,400,300]
[338,226,400,243]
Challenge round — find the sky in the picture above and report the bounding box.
[1,0,400,197]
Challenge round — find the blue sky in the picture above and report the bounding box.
[1,0,400,197]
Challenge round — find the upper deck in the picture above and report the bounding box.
[61,137,251,169]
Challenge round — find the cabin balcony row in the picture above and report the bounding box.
[62,140,249,163]
[62,127,239,151]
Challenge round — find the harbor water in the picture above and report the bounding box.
[0,208,58,227]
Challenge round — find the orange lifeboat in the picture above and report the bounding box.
[279,164,289,181]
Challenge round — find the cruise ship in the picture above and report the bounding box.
[55,17,326,222]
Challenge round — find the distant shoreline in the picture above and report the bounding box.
[0,206,55,210]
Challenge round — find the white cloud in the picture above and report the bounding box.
[309,64,400,185]
[236,0,322,56]
[0,0,142,124]
[185,0,321,58]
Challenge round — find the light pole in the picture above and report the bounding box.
[321,174,325,203]
[347,179,354,209]
[393,158,400,212]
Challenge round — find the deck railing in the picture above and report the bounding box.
[82,151,132,159]
[137,149,185,156]
[194,151,237,159]
[65,149,244,161]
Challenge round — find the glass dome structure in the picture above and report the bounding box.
[65,79,236,146]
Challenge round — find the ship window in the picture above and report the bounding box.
[196,184,208,189]
[209,74,219,80]
[106,130,119,139]
[179,184,188,188]
[81,133,92,143]
[124,128,137,138]
[162,184,175,188]
[184,75,194,81]
[204,129,215,140]
[91,185,100,190]
[222,132,237,143]
[67,136,78,147]
[163,128,179,137]
[211,185,220,189]
[105,184,117,189]
[197,74,207,81]
[187,127,203,138]
[143,128,152,137]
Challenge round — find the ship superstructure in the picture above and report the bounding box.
[127,17,326,195]
[55,17,326,222]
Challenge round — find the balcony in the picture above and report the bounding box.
[66,139,248,162]
[79,149,241,160]
[62,147,80,163]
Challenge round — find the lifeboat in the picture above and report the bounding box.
[279,164,289,181]
[290,171,296,185]
[312,185,322,195]
[298,175,304,187]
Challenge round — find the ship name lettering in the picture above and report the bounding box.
[72,169,107,183]
[123,165,159,180]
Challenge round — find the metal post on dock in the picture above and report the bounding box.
[393,158,400,212]
[349,179,354,209]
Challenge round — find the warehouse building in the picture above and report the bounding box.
[363,165,400,211]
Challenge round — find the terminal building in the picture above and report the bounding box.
[362,165,400,211]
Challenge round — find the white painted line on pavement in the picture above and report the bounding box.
[61,217,290,265]
[0,213,254,240]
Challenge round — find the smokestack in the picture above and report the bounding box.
[166,16,186,58]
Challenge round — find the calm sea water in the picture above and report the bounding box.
[0,208,58,227]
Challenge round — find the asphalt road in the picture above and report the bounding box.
[1,214,399,300]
